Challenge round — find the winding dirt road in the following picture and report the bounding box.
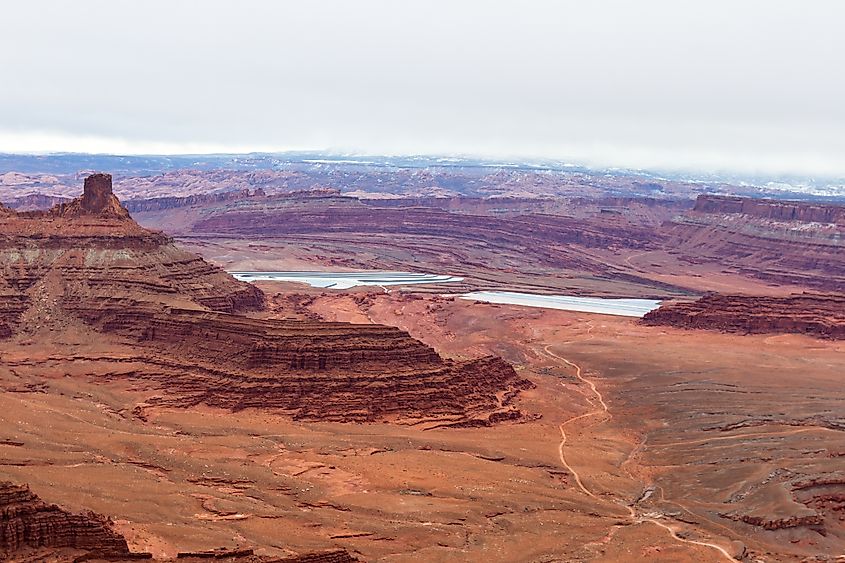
[546,345,607,500]
[543,343,737,561]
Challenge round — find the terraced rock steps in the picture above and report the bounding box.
[663,195,845,292]
[0,173,531,424]
[0,481,139,560]
[642,292,845,339]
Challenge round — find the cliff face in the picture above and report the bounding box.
[0,173,263,338]
[190,201,661,252]
[0,174,531,424]
[664,195,845,292]
[693,194,845,224]
[0,481,133,558]
[642,293,845,339]
[3,193,71,212]
[123,188,267,213]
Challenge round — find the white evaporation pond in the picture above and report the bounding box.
[230,271,464,289]
[459,291,661,317]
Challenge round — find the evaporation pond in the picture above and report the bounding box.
[230,271,463,289]
[459,291,661,317]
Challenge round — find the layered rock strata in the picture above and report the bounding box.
[0,481,359,561]
[66,299,529,422]
[0,174,263,323]
[642,293,845,339]
[190,199,661,252]
[0,481,135,559]
[664,195,845,292]
[173,549,356,562]
[0,174,530,423]
[693,194,845,224]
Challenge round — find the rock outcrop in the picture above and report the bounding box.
[0,481,136,559]
[642,293,845,339]
[49,173,132,219]
[0,174,531,424]
[719,472,845,537]
[719,511,825,531]
[63,298,530,422]
[0,482,359,562]
[173,548,356,562]
[0,172,263,338]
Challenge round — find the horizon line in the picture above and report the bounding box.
[2,149,844,185]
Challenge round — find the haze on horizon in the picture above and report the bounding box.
[1,0,843,178]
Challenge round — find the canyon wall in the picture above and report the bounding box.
[190,202,661,252]
[693,195,845,224]
[122,188,844,297]
[664,195,845,292]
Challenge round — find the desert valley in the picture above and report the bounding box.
[4,1,844,560]
[0,157,841,562]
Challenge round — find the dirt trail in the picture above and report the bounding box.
[546,345,607,500]
[543,342,737,561]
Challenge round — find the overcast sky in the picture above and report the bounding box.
[1,1,843,176]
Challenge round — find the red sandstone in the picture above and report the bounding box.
[642,293,845,339]
[0,174,530,423]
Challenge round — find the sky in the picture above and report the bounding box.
[1,1,844,177]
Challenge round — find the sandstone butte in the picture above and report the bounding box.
[0,173,532,561]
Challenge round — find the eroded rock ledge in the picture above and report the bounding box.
[642,293,845,339]
[0,481,359,561]
[0,173,531,424]
[0,481,137,559]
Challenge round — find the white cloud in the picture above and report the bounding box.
[0,130,292,156]
[1,1,843,177]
